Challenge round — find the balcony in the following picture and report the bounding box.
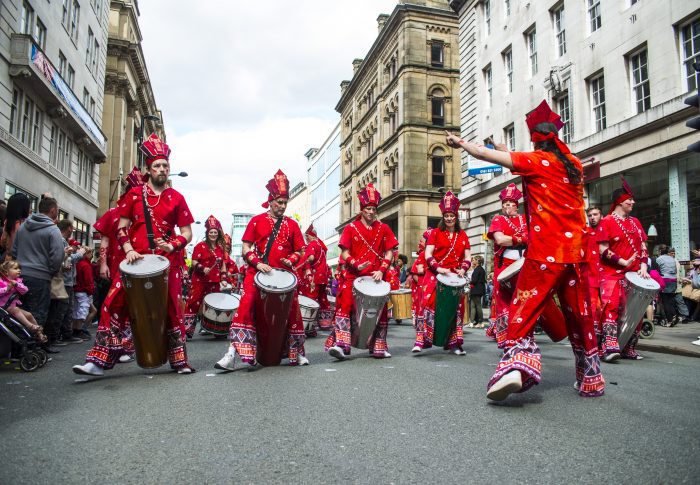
[9,34,107,161]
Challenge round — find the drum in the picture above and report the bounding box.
[254,268,297,366]
[619,271,660,348]
[298,295,320,333]
[389,289,412,321]
[351,276,390,349]
[327,295,336,313]
[201,292,240,336]
[496,257,524,289]
[119,255,170,369]
[434,272,467,347]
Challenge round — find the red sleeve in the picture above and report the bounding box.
[338,224,353,250]
[289,219,305,252]
[93,210,113,235]
[241,216,259,243]
[597,218,612,243]
[463,232,471,249]
[487,215,506,239]
[381,224,399,252]
[510,151,538,177]
[118,189,138,220]
[192,243,205,261]
[175,194,195,227]
[426,229,438,246]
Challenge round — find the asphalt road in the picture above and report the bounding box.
[1,324,699,484]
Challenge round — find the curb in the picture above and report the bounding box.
[636,343,700,359]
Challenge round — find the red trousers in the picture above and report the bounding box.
[487,259,605,397]
[414,272,464,349]
[600,277,641,358]
[183,280,219,337]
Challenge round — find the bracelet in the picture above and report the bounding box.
[116,227,130,247]
[379,258,391,273]
[346,256,359,271]
[287,253,300,264]
[512,235,525,246]
[427,257,439,274]
[172,235,187,251]
[245,250,262,267]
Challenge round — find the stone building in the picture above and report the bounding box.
[1,0,109,243]
[336,0,461,257]
[450,0,700,266]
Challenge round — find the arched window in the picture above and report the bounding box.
[431,148,446,187]
[431,88,445,126]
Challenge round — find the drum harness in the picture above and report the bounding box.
[351,222,384,266]
[261,216,284,264]
[141,186,158,253]
[496,215,527,269]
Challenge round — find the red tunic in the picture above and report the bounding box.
[298,239,329,285]
[597,214,647,278]
[338,220,398,278]
[241,213,305,273]
[586,225,604,288]
[191,241,226,284]
[510,150,588,263]
[426,229,470,270]
[93,207,125,277]
[487,214,528,261]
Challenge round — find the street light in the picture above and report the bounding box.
[170,172,188,179]
[138,114,161,168]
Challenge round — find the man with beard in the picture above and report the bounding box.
[73,134,196,376]
[586,206,604,351]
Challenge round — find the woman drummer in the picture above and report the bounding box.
[413,192,471,355]
[408,229,432,328]
[183,215,227,338]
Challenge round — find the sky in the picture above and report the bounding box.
[137,0,400,243]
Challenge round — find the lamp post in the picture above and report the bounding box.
[137,114,161,168]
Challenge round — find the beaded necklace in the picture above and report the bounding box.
[612,212,642,253]
[351,220,383,260]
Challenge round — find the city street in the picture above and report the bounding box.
[2,324,699,484]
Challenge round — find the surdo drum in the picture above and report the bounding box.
[201,292,240,336]
[389,289,412,321]
[351,277,390,349]
[253,268,297,366]
[298,295,320,333]
[434,272,467,347]
[619,271,660,348]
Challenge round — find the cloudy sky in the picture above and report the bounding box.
[138,0,399,242]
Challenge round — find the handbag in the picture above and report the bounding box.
[50,274,68,300]
[681,283,700,302]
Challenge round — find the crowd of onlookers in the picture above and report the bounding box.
[0,193,99,360]
[652,244,700,326]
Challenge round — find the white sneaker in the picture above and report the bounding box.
[328,346,347,361]
[373,350,391,358]
[214,350,237,371]
[177,366,194,374]
[573,381,581,391]
[486,370,522,401]
[452,347,466,356]
[118,354,134,364]
[72,362,104,377]
[603,352,621,363]
[297,354,310,366]
[692,339,700,346]
[411,345,422,353]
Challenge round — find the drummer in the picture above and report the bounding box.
[325,183,398,360]
[409,229,431,328]
[447,100,605,401]
[222,234,240,293]
[296,224,332,335]
[215,169,308,370]
[412,191,471,355]
[586,206,604,351]
[183,215,227,338]
[597,179,649,362]
[74,134,196,376]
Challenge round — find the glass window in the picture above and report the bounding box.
[4,182,38,213]
[630,49,650,113]
[431,41,444,67]
[504,124,515,151]
[588,0,601,33]
[86,28,94,66]
[484,0,491,36]
[590,75,606,132]
[431,90,445,126]
[74,218,90,245]
[34,18,47,50]
[503,48,512,94]
[20,1,34,35]
[484,66,492,107]
[62,0,70,29]
[504,0,510,18]
[526,27,537,76]
[70,0,80,42]
[431,150,445,187]
[557,93,571,143]
[9,88,21,136]
[681,18,700,92]
[553,5,566,57]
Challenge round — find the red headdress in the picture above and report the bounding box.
[525,100,570,155]
[609,176,635,214]
[139,134,171,167]
[422,228,433,241]
[124,166,145,189]
[439,191,460,214]
[358,183,381,210]
[204,215,223,233]
[499,183,523,204]
[223,233,232,247]
[262,169,290,208]
[305,224,317,237]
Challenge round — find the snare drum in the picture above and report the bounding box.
[119,255,170,369]
[389,289,412,321]
[351,277,390,349]
[496,257,524,289]
[434,272,467,347]
[298,295,320,333]
[619,271,660,348]
[254,268,298,366]
[201,292,240,336]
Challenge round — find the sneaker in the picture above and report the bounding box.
[73,331,90,342]
[487,370,523,401]
[63,336,83,344]
[118,354,135,364]
[297,354,310,366]
[328,346,347,361]
[411,345,422,353]
[53,339,68,347]
[691,339,700,346]
[373,350,391,358]
[452,347,466,356]
[214,351,237,371]
[177,365,196,374]
[573,381,581,391]
[72,362,104,377]
[622,354,644,360]
[603,352,621,363]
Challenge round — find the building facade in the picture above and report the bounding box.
[451,0,700,265]
[229,212,253,267]
[285,181,309,233]
[98,0,164,216]
[1,0,109,244]
[337,0,461,258]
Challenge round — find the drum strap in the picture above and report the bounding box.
[141,186,157,252]
[262,216,284,264]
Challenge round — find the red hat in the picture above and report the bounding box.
[358,183,381,209]
[124,166,145,189]
[499,183,523,204]
[305,224,317,237]
[526,100,564,133]
[439,191,460,214]
[262,169,290,208]
[204,215,222,233]
[68,239,80,247]
[223,233,232,246]
[609,176,635,214]
[140,134,171,167]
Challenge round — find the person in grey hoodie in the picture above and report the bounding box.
[11,197,64,345]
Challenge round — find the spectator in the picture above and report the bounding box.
[72,246,95,340]
[468,255,486,327]
[668,248,691,322]
[10,197,64,351]
[682,258,700,323]
[0,260,47,343]
[0,199,6,233]
[656,244,679,325]
[1,193,31,262]
[397,254,408,284]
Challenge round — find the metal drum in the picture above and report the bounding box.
[434,272,467,347]
[298,295,320,333]
[119,255,170,369]
[619,271,660,348]
[496,257,524,290]
[389,289,412,321]
[351,276,390,349]
[254,268,297,366]
[201,292,240,336]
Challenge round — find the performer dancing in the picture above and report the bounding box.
[598,179,649,362]
[74,134,196,376]
[221,234,240,293]
[412,192,470,354]
[586,206,604,349]
[215,170,308,370]
[409,229,431,328]
[447,100,605,401]
[297,224,332,335]
[325,183,398,360]
[183,215,227,338]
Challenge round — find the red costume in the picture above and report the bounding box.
[487,100,604,398]
[324,183,398,357]
[586,221,604,343]
[227,170,306,365]
[409,229,431,328]
[183,215,227,337]
[297,224,332,333]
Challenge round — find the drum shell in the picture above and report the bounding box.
[298,296,320,332]
[434,278,464,347]
[120,262,169,369]
[619,272,660,348]
[351,277,389,349]
[254,270,297,366]
[389,290,412,320]
[201,293,240,336]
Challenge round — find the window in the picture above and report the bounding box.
[630,49,650,113]
[82,88,89,107]
[557,94,571,143]
[77,150,93,190]
[58,210,69,221]
[67,65,75,90]
[9,88,21,136]
[58,51,67,78]
[74,218,90,245]
[431,88,445,126]
[526,27,537,76]
[504,0,510,18]
[553,5,566,57]
[57,129,67,173]
[431,41,444,67]
[70,0,80,42]
[89,97,96,118]
[34,18,47,50]
[588,0,601,33]
[10,87,43,153]
[504,124,515,151]
[64,138,74,177]
[20,2,34,35]
[590,75,606,132]
[431,149,445,187]
[86,28,94,66]
[31,104,42,152]
[91,38,99,74]
[390,165,398,191]
[4,182,38,213]
[681,18,700,92]
[484,0,491,36]
[484,66,493,107]
[503,48,512,94]
[62,0,70,29]
[49,124,58,168]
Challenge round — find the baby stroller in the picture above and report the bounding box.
[0,296,48,372]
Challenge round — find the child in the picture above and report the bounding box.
[0,260,48,343]
[72,246,95,340]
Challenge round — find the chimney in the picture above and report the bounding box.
[352,58,364,75]
[377,14,390,32]
[340,80,350,94]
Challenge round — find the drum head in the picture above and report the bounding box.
[119,254,170,277]
[353,276,390,297]
[327,295,336,304]
[497,257,525,282]
[390,289,412,295]
[298,295,320,309]
[625,271,660,290]
[437,272,467,288]
[254,268,297,293]
[203,292,239,311]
